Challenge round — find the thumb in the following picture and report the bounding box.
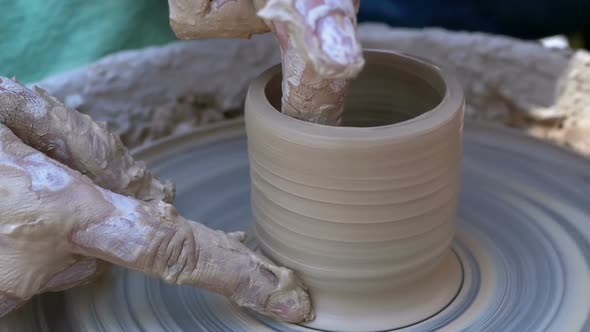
[69,193,314,323]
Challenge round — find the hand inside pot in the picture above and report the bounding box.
[0,78,313,323]
[168,0,365,125]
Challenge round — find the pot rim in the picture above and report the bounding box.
[246,49,464,143]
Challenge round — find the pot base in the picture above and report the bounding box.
[301,251,463,332]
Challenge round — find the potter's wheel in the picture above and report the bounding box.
[4,119,590,332]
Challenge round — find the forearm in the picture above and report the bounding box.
[0,291,23,318]
[169,0,270,38]
[258,0,363,125]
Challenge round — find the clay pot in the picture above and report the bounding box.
[245,50,465,332]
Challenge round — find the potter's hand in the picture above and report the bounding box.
[169,0,364,79]
[257,0,364,79]
[167,0,364,124]
[0,78,314,323]
[258,0,364,124]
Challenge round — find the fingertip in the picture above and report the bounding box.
[266,285,315,323]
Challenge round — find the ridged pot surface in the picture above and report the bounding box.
[245,50,465,332]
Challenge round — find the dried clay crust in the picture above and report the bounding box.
[35,25,590,156]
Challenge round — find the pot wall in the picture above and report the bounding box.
[245,50,465,331]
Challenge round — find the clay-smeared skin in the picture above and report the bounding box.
[169,0,270,39]
[258,0,363,124]
[0,81,313,323]
[0,291,23,317]
[0,78,174,203]
[70,199,312,323]
[273,34,353,124]
[40,257,106,293]
[167,0,364,125]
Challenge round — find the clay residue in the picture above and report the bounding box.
[40,258,105,292]
[166,0,364,125]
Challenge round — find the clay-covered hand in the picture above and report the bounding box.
[256,0,364,79]
[0,77,314,323]
[167,0,364,124]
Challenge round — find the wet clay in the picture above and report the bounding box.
[245,50,465,331]
[167,0,364,125]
